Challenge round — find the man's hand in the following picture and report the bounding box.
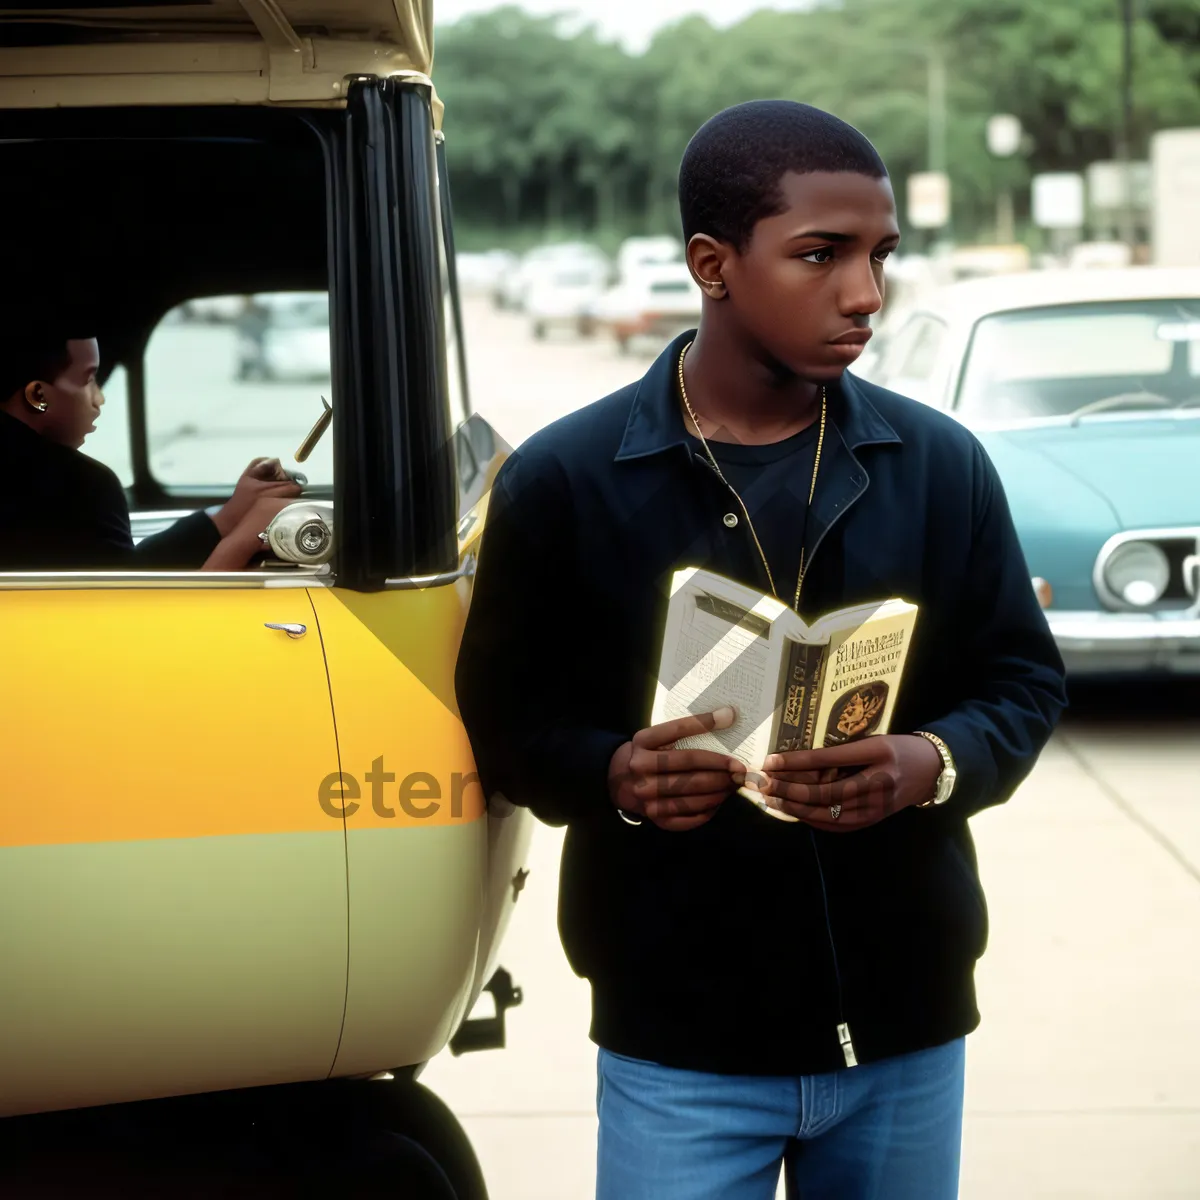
[608,706,746,832]
[202,495,297,571]
[211,457,302,538]
[749,734,943,832]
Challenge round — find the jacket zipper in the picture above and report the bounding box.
[695,448,861,1068]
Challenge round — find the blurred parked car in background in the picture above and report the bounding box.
[859,266,1200,679]
[589,261,702,354]
[235,292,331,382]
[615,235,683,278]
[493,241,611,312]
[455,249,519,296]
[526,263,608,340]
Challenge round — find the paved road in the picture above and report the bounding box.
[417,296,1200,1199]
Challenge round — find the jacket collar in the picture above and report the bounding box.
[613,328,902,462]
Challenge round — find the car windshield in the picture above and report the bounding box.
[955,299,1200,420]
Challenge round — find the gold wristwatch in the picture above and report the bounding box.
[914,731,956,807]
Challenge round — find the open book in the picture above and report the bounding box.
[649,566,919,822]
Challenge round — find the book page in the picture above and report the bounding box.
[650,569,787,769]
[810,601,918,751]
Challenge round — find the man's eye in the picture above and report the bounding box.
[874,248,896,263]
[798,248,834,264]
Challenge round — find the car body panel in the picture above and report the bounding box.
[306,579,533,1077]
[973,429,1121,611]
[997,418,1200,531]
[0,833,349,1119]
[0,587,348,1117]
[858,267,1200,677]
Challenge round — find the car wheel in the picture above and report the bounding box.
[0,1080,487,1200]
[312,1079,487,1200]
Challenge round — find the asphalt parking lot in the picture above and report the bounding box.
[417,296,1200,1199]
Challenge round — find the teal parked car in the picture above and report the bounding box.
[860,267,1200,678]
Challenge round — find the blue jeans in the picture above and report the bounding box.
[595,1038,965,1200]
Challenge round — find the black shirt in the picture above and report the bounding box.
[688,422,820,608]
[0,409,221,571]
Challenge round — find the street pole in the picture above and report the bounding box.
[926,47,947,178]
[926,46,947,252]
[1116,0,1137,249]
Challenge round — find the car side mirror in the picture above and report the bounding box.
[260,501,335,564]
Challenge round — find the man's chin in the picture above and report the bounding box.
[794,360,849,384]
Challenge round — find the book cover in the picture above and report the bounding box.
[649,566,918,821]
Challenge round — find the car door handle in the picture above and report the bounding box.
[264,622,307,638]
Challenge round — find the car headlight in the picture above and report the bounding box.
[1102,540,1170,607]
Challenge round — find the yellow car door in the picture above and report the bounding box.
[0,585,347,1118]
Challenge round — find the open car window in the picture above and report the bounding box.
[79,364,133,489]
[0,108,334,575]
[145,292,334,492]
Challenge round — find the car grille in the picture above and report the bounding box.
[1094,527,1200,613]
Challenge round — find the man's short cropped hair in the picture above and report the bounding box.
[679,100,889,251]
[0,289,97,403]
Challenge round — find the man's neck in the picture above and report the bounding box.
[0,401,33,432]
[680,322,823,446]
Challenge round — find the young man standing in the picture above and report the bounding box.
[454,101,1067,1199]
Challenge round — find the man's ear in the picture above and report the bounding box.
[23,382,48,413]
[686,234,731,300]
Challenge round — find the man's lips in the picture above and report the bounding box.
[829,328,873,346]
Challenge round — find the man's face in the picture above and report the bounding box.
[716,170,901,382]
[27,338,105,450]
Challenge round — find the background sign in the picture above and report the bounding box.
[1032,172,1085,229]
[907,171,950,229]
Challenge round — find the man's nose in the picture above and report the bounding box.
[839,260,884,317]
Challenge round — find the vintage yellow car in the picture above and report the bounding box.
[0,2,529,1194]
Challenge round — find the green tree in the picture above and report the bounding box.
[432,0,1200,249]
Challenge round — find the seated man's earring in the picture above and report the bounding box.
[27,388,48,413]
[704,279,726,298]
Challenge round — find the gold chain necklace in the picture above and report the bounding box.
[677,340,826,611]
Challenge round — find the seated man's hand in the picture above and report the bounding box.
[202,495,297,571]
[211,457,302,538]
[608,707,746,832]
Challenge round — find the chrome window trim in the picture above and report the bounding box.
[0,567,331,590]
[1092,526,1200,614]
[379,555,476,590]
[0,555,476,593]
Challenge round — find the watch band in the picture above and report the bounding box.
[914,731,956,807]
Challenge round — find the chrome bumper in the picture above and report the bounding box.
[1048,609,1200,675]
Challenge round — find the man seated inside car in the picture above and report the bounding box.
[0,329,302,572]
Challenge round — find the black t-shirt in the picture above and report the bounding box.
[686,422,820,605]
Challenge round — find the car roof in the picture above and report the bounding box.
[919,267,1200,325]
[0,1,434,112]
[0,1,426,43]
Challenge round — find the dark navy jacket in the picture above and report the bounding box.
[455,330,1068,1076]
